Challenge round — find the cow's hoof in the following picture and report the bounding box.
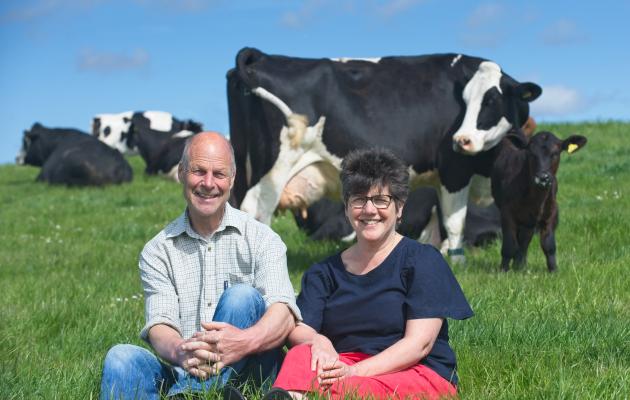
[447,249,466,265]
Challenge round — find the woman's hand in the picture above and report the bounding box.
[310,334,339,377]
[318,359,357,388]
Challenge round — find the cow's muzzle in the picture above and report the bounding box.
[452,136,475,154]
[534,172,553,188]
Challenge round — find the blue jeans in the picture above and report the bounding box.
[100,284,283,399]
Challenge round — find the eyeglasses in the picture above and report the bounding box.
[348,194,395,209]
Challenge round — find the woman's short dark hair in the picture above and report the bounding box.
[340,147,409,207]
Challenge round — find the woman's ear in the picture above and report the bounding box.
[396,201,405,222]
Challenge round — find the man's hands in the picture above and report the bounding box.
[179,321,253,379]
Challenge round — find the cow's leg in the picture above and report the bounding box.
[514,225,535,268]
[440,185,469,264]
[499,213,518,272]
[540,226,557,273]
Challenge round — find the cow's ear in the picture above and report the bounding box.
[505,131,528,149]
[24,129,38,139]
[562,135,587,154]
[516,82,542,102]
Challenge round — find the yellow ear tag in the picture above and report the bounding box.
[568,143,578,154]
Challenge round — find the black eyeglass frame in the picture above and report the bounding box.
[348,194,396,209]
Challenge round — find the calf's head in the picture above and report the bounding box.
[507,131,587,188]
[453,62,542,155]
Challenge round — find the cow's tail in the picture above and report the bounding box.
[251,87,293,118]
[252,87,310,148]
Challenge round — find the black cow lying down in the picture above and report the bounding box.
[294,187,501,250]
[491,131,587,272]
[16,123,133,186]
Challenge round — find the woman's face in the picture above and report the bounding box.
[345,186,403,244]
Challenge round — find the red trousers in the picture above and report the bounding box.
[273,344,457,399]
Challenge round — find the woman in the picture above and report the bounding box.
[271,148,474,400]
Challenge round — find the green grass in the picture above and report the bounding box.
[1,121,629,399]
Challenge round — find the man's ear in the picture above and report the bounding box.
[562,135,588,154]
[178,163,185,182]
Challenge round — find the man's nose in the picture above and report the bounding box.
[201,173,215,187]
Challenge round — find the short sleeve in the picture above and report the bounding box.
[404,244,474,320]
[252,226,302,321]
[296,263,334,332]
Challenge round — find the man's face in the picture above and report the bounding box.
[181,138,235,224]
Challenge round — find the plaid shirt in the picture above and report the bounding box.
[139,203,301,341]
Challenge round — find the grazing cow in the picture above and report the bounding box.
[294,187,501,249]
[16,123,133,186]
[491,131,587,272]
[91,110,203,155]
[227,47,541,261]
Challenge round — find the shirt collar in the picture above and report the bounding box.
[165,203,244,240]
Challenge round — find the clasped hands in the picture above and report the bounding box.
[177,321,246,379]
[310,334,357,388]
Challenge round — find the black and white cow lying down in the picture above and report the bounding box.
[92,110,202,179]
[16,123,133,186]
[491,131,587,272]
[227,47,541,261]
[294,187,501,250]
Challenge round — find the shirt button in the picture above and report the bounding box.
[207,302,212,307]
[207,245,211,251]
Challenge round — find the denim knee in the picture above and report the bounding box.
[213,284,265,328]
[103,344,142,374]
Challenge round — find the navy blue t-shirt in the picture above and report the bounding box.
[297,237,473,385]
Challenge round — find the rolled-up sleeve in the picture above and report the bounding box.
[253,227,302,321]
[139,239,182,342]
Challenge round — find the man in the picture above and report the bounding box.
[100,132,301,399]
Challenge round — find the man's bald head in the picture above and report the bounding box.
[179,131,236,177]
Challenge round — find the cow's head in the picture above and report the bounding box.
[16,124,48,166]
[91,111,134,154]
[507,131,587,188]
[452,61,541,155]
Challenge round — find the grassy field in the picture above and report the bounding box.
[1,121,629,399]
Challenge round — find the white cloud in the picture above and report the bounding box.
[530,85,586,117]
[279,0,330,29]
[374,0,426,19]
[133,0,216,12]
[77,49,150,73]
[0,0,104,24]
[466,2,504,28]
[541,19,588,46]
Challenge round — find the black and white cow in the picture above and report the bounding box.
[227,48,541,261]
[294,187,501,249]
[141,133,192,180]
[16,123,133,186]
[91,110,203,155]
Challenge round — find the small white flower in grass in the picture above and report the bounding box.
[116,298,123,302]
[55,224,61,230]
[596,195,603,201]
[132,295,138,299]
[45,237,51,243]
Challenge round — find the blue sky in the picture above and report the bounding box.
[1,0,629,165]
